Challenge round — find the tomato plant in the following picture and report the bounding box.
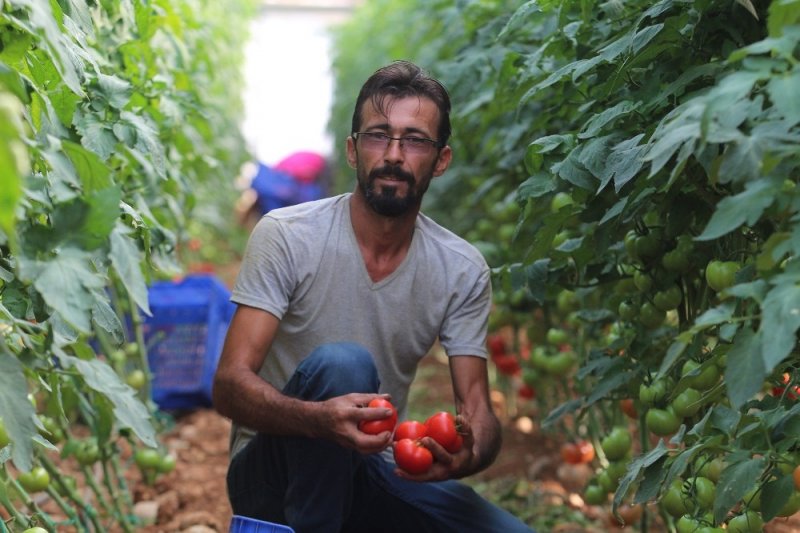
[359,398,398,436]
[600,427,631,461]
[394,438,433,475]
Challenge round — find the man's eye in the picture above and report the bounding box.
[404,137,426,145]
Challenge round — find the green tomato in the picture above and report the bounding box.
[601,427,632,461]
[662,479,693,517]
[685,476,716,511]
[639,379,669,406]
[546,328,569,345]
[682,360,720,391]
[157,453,177,474]
[727,510,763,533]
[584,482,607,505]
[126,369,146,390]
[646,407,682,436]
[676,514,701,533]
[551,192,574,213]
[777,489,800,517]
[17,466,50,493]
[556,289,579,313]
[672,388,703,418]
[134,448,163,470]
[695,456,725,484]
[542,351,577,374]
[635,232,662,260]
[705,260,740,292]
[74,438,100,466]
[23,528,49,533]
[633,270,653,293]
[618,300,639,321]
[696,528,726,533]
[654,285,682,311]
[640,302,665,329]
[662,247,692,272]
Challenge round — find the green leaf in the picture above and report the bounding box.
[0,352,38,472]
[62,140,112,192]
[767,69,800,125]
[760,474,794,521]
[713,456,766,524]
[696,180,777,241]
[19,248,106,333]
[725,328,766,409]
[759,282,800,371]
[54,350,156,447]
[497,1,542,40]
[110,225,151,315]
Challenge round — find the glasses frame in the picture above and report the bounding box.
[352,131,442,154]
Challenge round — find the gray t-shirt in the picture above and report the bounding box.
[228,193,492,457]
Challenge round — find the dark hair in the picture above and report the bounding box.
[351,60,451,146]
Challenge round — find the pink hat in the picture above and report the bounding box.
[274,151,327,184]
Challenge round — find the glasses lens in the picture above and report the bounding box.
[356,133,437,154]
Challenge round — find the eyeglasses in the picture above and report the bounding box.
[352,131,441,155]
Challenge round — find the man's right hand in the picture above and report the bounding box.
[314,393,395,455]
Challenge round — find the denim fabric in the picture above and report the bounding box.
[226,342,534,533]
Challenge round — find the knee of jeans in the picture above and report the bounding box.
[294,342,380,398]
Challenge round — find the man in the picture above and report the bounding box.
[213,60,533,533]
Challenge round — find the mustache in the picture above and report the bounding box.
[368,165,414,183]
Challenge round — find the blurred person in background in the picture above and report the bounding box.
[235,150,329,230]
[214,60,533,533]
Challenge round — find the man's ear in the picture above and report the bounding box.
[346,136,358,169]
[433,145,452,177]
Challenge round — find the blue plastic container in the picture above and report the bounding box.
[229,515,295,532]
[143,274,236,410]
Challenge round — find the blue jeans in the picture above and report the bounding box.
[226,342,534,533]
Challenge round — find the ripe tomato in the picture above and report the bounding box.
[359,398,397,435]
[394,420,427,442]
[620,398,638,419]
[425,411,461,453]
[561,440,594,464]
[394,438,433,475]
[518,383,536,400]
[794,465,800,491]
[492,353,521,376]
[486,334,507,357]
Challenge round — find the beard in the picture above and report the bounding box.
[357,164,430,217]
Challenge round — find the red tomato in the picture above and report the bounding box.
[394,438,433,474]
[576,439,595,463]
[620,398,638,420]
[358,398,397,435]
[486,334,507,356]
[561,442,583,464]
[493,354,521,376]
[394,420,427,441]
[425,411,461,453]
[519,383,536,400]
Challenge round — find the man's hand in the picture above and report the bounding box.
[314,393,395,455]
[393,414,478,481]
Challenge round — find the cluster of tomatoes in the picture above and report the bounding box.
[358,399,463,475]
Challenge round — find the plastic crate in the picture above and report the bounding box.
[229,515,295,532]
[143,274,236,410]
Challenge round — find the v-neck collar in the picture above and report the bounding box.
[343,197,418,289]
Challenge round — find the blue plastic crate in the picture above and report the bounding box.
[143,274,236,410]
[229,515,295,532]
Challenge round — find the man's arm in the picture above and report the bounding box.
[211,305,392,453]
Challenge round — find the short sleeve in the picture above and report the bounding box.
[230,216,296,318]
